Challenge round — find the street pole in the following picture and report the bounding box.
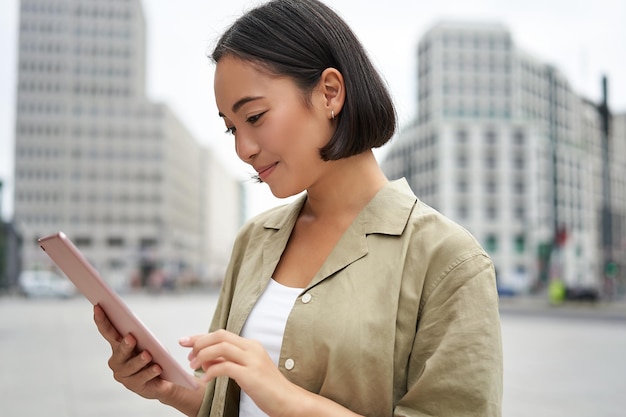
[547,67,562,291]
[599,75,614,298]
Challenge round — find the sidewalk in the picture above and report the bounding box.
[498,294,626,322]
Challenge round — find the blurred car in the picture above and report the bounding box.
[18,270,77,298]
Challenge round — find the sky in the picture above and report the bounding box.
[1,0,625,221]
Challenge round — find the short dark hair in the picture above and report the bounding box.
[211,0,396,161]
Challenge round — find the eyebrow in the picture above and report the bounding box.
[218,96,264,117]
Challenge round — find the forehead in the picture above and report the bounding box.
[215,57,272,101]
[214,56,303,115]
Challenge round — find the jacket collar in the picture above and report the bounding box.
[260,179,417,288]
[262,178,416,236]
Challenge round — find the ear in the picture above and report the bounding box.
[319,67,345,119]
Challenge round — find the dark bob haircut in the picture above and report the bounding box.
[211,0,396,161]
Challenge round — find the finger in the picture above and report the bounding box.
[109,333,139,367]
[199,359,241,382]
[115,361,163,387]
[190,338,247,370]
[111,349,154,379]
[93,304,122,345]
[178,335,199,348]
[188,329,240,355]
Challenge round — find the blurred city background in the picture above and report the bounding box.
[1,0,625,300]
[0,0,625,415]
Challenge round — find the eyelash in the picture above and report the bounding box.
[224,112,266,136]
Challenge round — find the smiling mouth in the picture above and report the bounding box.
[256,162,278,181]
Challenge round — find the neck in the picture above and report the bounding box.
[302,150,388,221]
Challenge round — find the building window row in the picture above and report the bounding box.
[21,1,68,14]
[456,204,526,221]
[455,128,526,145]
[69,192,162,204]
[19,41,66,54]
[15,191,61,203]
[18,101,65,114]
[16,123,65,137]
[74,5,133,21]
[18,80,64,93]
[72,83,132,97]
[16,146,63,159]
[71,125,163,140]
[19,60,64,73]
[74,27,133,39]
[442,82,512,97]
[73,45,133,58]
[440,33,512,51]
[483,234,526,254]
[73,64,132,78]
[67,215,163,226]
[20,21,66,34]
[69,169,163,182]
[443,105,511,119]
[16,169,61,181]
[455,178,526,195]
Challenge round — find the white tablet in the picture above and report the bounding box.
[38,231,199,390]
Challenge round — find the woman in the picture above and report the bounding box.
[94,0,503,416]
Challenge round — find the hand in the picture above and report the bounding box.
[180,329,300,416]
[93,304,174,400]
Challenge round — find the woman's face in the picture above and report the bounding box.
[214,55,334,199]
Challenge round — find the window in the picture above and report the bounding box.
[457,153,468,168]
[107,237,125,247]
[514,235,526,253]
[485,234,498,252]
[458,204,468,219]
[75,237,92,247]
[456,128,468,143]
[140,238,157,248]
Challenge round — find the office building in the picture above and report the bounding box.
[382,21,626,294]
[13,0,241,287]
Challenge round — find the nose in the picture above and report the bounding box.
[234,131,260,163]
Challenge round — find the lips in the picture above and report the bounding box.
[255,162,278,181]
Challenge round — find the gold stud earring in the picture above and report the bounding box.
[331,109,335,120]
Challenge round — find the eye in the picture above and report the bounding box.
[224,126,236,135]
[246,111,266,124]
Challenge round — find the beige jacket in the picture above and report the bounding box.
[197,179,502,417]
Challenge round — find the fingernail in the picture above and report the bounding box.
[179,336,190,344]
[189,358,198,369]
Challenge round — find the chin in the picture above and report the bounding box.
[267,184,304,200]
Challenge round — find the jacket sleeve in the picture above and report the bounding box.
[195,230,247,417]
[394,251,503,417]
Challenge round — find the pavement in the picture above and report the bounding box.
[498,293,626,321]
[1,289,625,417]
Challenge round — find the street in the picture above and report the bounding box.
[1,291,625,416]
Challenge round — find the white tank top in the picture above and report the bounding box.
[239,278,303,417]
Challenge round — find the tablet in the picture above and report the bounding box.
[38,231,199,390]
